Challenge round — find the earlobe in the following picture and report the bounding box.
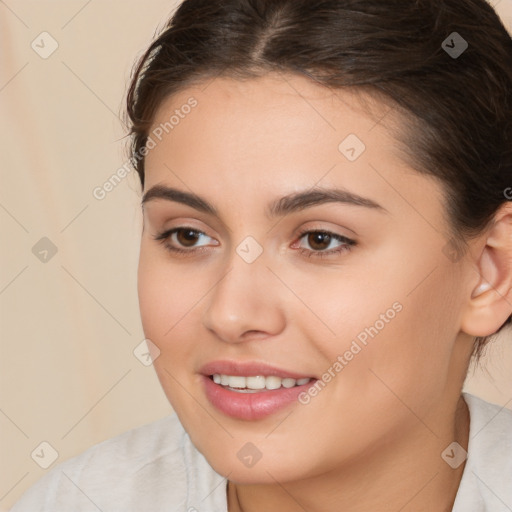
[460,203,512,337]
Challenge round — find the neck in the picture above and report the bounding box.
[228,395,470,512]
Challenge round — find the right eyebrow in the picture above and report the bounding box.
[141,185,217,216]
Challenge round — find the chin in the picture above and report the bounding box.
[208,455,303,485]
[192,435,315,484]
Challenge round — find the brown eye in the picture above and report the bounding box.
[307,232,332,251]
[175,228,201,247]
[154,226,217,255]
[295,230,356,258]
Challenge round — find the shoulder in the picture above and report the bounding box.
[453,393,512,512]
[463,392,512,462]
[9,413,227,512]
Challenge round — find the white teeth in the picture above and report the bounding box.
[246,376,266,389]
[228,376,246,389]
[281,378,296,388]
[212,374,311,390]
[265,376,282,390]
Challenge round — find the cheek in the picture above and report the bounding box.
[349,265,461,409]
[137,247,204,411]
[290,250,460,400]
[282,252,404,357]
[137,242,204,341]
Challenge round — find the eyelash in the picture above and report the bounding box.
[153,227,356,259]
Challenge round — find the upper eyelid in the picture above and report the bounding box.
[156,216,356,234]
[143,201,366,239]
[160,227,213,240]
[143,207,234,236]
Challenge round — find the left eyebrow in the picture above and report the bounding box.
[266,187,388,218]
[140,185,388,217]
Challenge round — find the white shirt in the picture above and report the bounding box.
[9,393,512,511]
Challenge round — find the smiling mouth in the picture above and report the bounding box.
[210,374,312,392]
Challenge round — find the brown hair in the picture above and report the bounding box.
[125,0,512,357]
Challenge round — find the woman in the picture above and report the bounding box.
[10,0,512,510]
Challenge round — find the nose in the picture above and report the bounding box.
[201,253,287,344]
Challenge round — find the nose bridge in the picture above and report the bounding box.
[202,243,286,342]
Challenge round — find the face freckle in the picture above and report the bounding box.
[137,72,474,486]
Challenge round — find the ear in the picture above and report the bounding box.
[460,202,512,337]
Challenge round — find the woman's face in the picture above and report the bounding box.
[138,73,476,483]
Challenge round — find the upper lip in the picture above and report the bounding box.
[199,360,315,380]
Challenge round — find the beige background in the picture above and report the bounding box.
[1,0,512,509]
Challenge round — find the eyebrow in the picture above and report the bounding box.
[141,184,387,217]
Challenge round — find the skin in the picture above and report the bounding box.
[137,72,512,511]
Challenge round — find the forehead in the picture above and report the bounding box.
[146,73,397,179]
[143,73,446,231]
[148,72,393,152]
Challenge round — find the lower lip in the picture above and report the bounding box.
[201,375,316,420]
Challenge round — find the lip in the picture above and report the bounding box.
[199,360,314,380]
[199,360,317,421]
